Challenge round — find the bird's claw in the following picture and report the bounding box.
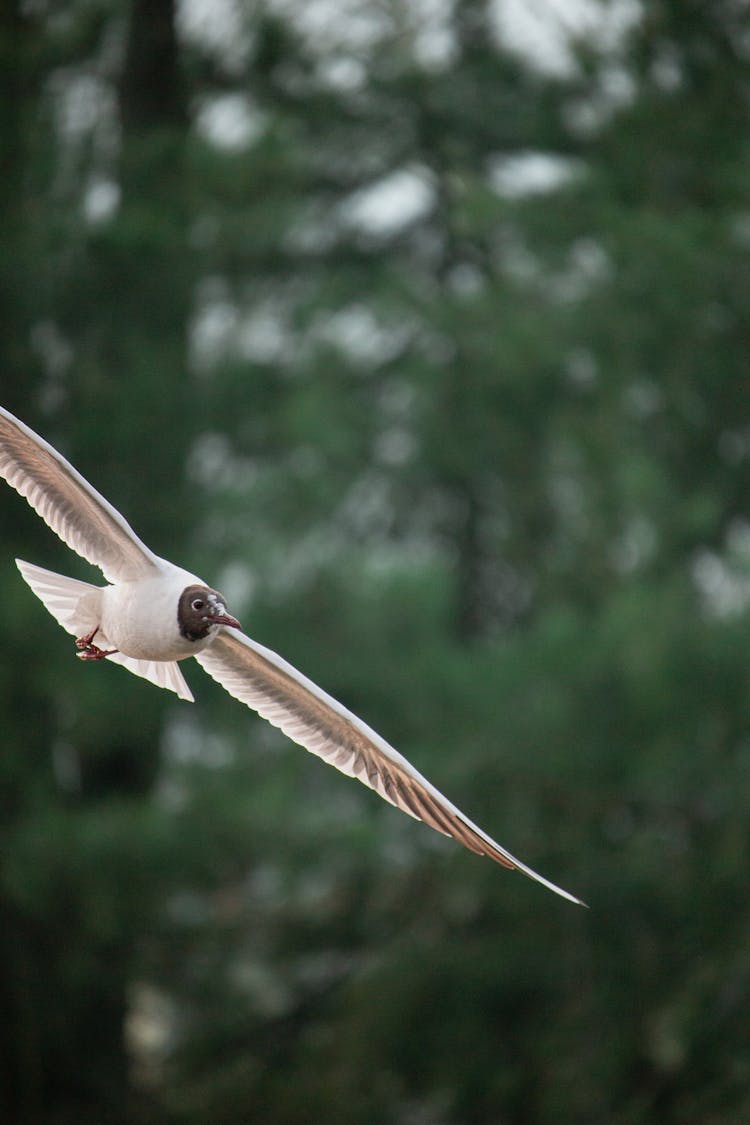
[75,628,117,661]
[76,643,118,661]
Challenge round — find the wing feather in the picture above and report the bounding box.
[0,406,160,582]
[196,629,584,905]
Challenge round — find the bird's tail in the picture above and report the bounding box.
[16,558,102,636]
[15,559,194,702]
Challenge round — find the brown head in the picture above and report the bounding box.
[177,584,241,642]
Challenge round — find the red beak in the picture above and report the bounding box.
[208,610,241,630]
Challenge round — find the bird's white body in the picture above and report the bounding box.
[100,566,209,661]
[0,403,584,905]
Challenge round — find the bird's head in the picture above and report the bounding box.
[178,584,241,642]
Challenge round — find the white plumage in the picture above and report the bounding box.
[0,404,584,905]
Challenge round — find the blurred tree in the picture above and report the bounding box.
[2,1,750,1124]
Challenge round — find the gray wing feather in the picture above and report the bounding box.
[0,406,160,582]
[196,629,585,906]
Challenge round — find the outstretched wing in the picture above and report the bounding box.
[0,406,160,582]
[196,629,584,905]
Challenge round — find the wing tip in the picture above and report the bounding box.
[510,862,588,907]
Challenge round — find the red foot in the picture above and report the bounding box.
[75,626,118,661]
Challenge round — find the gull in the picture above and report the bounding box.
[0,404,584,905]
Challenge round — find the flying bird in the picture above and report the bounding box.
[0,404,584,905]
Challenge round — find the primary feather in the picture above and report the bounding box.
[0,406,159,582]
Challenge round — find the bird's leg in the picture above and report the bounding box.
[75,625,99,649]
[75,626,118,661]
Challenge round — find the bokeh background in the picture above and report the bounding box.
[3,1,750,1122]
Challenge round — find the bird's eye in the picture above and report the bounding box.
[191,598,205,612]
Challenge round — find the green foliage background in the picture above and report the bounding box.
[2,1,750,1122]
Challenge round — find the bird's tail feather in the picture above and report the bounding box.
[15,559,194,702]
[16,558,101,635]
